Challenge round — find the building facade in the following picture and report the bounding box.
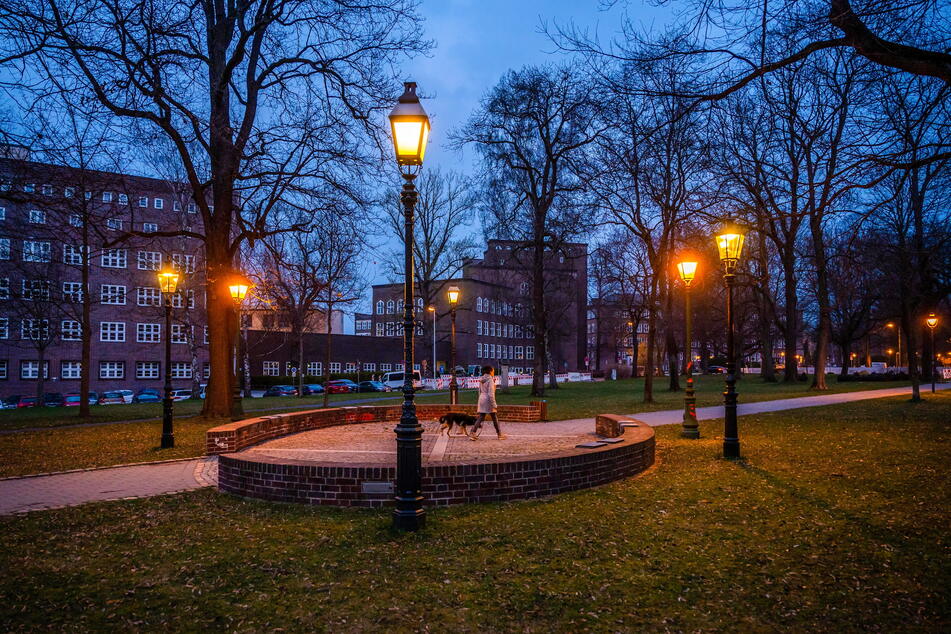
[0,154,209,396]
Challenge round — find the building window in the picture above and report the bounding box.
[100,361,124,379]
[386,322,395,336]
[376,300,384,314]
[64,187,75,198]
[203,326,209,344]
[171,253,196,273]
[154,198,164,209]
[171,324,189,344]
[306,362,321,376]
[102,191,113,202]
[0,278,8,299]
[381,363,392,372]
[0,360,7,379]
[526,346,534,360]
[137,251,162,270]
[106,218,123,231]
[136,361,160,379]
[138,196,149,208]
[171,362,191,378]
[136,323,161,343]
[101,249,127,268]
[364,362,376,371]
[143,222,158,233]
[60,282,82,303]
[263,361,279,376]
[345,362,356,372]
[187,202,196,213]
[28,209,46,224]
[69,214,82,227]
[137,287,161,306]
[100,321,126,342]
[0,207,4,220]
[376,322,384,336]
[21,360,49,380]
[203,362,211,379]
[0,317,8,339]
[170,289,194,309]
[61,361,82,379]
[386,299,394,314]
[63,245,87,265]
[0,238,8,261]
[515,346,524,359]
[477,343,482,359]
[477,320,483,335]
[476,297,483,312]
[329,362,341,373]
[100,284,127,305]
[23,241,51,262]
[22,279,51,301]
[24,183,35,193]
[118,193,128,205]
[61,320,82,341]
[21,319,50,341]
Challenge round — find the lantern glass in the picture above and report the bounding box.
[926,313,938,329]
[447,285,460,304]
[157,268,180,295]
[389,82,430,166]
[677,260,698,285]
[229,284,249,301]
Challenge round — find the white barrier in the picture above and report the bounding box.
[420,372,592,391]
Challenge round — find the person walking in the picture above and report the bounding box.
[469,365,506,440]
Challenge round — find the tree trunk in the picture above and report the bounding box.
[810,217,831,391]
[782,253,799,382]
[36,347,46,402]
[643,287,658,403]
[546,340,558,389]
[297,324,305,398]
[323,301,333,408]
[531,224,547,397]
[839,342,850,379]
[665,280,680,392]
[201,254,237,419]
[188,326,201,396]
[79,242,91,418]
[630,314,640,378]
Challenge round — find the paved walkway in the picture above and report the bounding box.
[0,383,944,515]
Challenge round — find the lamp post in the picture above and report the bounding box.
[926,313,938,394]
[229,274,252,415]
[427,305,436,379]
[157,267,180,449]
[715,220,747,459]
[886,321,902,368]
[389,81,430,531]
[677,258,699,438]
[447,285,460,405]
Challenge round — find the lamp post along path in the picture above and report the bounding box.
[229,275,252,419]
[715,221,747,460]
[157,267,180,449]
[926,313,938,394]
[677,259,699,438]
[448,285,460,405]
[389,81,430,531]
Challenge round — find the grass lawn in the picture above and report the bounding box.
[0,377,916,478]
[1,392,948,631]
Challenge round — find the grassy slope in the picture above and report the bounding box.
[0,392,948,631]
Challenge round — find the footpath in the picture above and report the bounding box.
[0,383,945,516]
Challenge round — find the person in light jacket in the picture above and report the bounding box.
[469,365,506,440]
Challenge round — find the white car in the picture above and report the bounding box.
[117,389,135,404]
[170,389,192,401]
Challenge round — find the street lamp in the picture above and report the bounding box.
[229,273,253,413]
[886,321,902,368]
[715,220,747,459]
[427,305,436,379]
[676,258,699,439]
[157,267,180,449]
[447,285,460,405]
[926,312,938,394]
[389,81,430,531]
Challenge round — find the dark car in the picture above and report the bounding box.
[264,385,298,397]
[325,379,358,394]
[63,393,84,407]
[43,392,65,407]
[706,365,728,374]
[3,395,38,409]
[98,391,126,405]
[301,384,324,395]
[358,381,389,393]
[134,388,162,403]
[88,391,99,405]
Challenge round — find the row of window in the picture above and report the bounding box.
[476,343,534,360]
[0,183,205,213]
[476,320,533,339]
[0,318,199,343]
[475,297,524,316]
[262,361,417,376]
[355,319,372,331]
[0,240,197,271]
[2,360,204,381]
[374,322,424,337]
[375,298,425,315]
[0,280,195,307]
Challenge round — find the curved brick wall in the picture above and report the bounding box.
[216,425,655,508]
[206,401,547,455]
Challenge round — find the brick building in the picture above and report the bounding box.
[0,152,209,397]
[367,239,588,375]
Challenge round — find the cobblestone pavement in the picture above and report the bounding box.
[1,383,943,515]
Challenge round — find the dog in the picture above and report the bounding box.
[439,412,476,436]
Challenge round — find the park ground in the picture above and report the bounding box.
[0,389,948,630]
[0,375,914,477]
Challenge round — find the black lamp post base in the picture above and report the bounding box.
[392,506,426,531]
[722,439,741,459]
[160,433,175,449]
[681,426,700,439]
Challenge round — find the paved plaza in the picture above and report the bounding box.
[0,383,946,515]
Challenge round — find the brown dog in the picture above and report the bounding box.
[439,412,476,436]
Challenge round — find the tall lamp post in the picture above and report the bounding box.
[926,312,938,394]
[886,321,902,368]
[715,221,747,459]
[447,285,460,405]
[157,267,180,449]
[389,81,430,531]
[427,305,437,379]
[677,258,699,438]
[229,274,252,415]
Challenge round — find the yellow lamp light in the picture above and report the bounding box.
[229,273,252,302]
[447,285,460,305]
[157,267,180,295]
[389,82,430,167]
[926,313,938,329]
[715,220,747,275]
[677,260,698,287]
[427,305,435,313]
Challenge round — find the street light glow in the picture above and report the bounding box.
[157,267,180,295]
[677,260,698,286]
[388,82,430,167]
[715,220,747,276]
[447,285,460,304]
[926,313,938,329]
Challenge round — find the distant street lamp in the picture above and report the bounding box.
[157,267,180,449]
[447,285,460,405]
[229,274,252,413]
[886,321,902,368]
[389,81,430,532]
[676,258,699,439]
[427,305,437,379]
[926,312,938,394]
[715,220,747,459]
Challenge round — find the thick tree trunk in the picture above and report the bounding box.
[201,255,237,419]
[810,217,831,391]
[643,287,658,403]
[297,325,305,398]
[782,254,799,382]
[531,224,547,397]
[630,314,640,378]
[665,281,680,392]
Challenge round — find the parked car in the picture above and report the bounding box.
[98,391,126,405]
[358,381,389,393]
[134,388,162,403]
[117,389,135,404]
[325,379,358,394]
[706,365,728,374]
[170,389,192,401]
[43,392,65,407]
[264,385,298,397]
[301,383,324,395]
[63,393,85,407]
[88,391,99,405]
[2,395,37,409]
[380,371,422,391]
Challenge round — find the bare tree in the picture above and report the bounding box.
[0,0,428,418]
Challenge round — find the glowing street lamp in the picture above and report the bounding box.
[427,305,436,379]
[714,220,747,459]
[229,273,253,410]
[677,257,699,438]
[886,321,902,368]
[447,285,460,405]
[389,81,431,532]
[157,266,180,449]
[926,313,938,394]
